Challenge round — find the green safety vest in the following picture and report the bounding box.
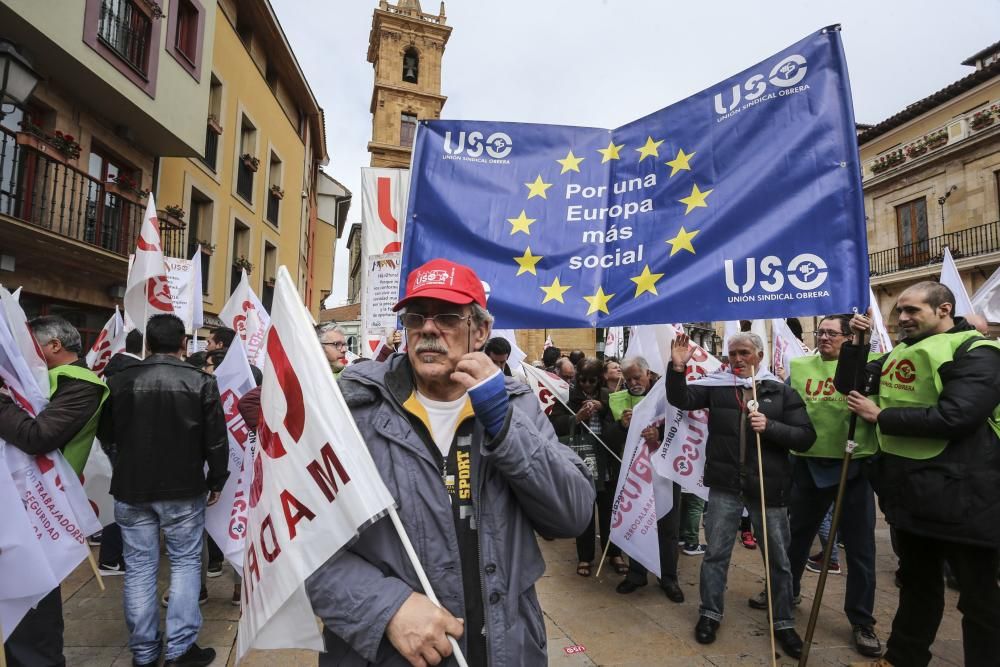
[876,330,1000,460]
[48,364,109,474]
[789,354,877,459]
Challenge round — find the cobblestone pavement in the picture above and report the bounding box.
[60,518,965,666]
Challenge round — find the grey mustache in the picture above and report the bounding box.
[414,339,448,354]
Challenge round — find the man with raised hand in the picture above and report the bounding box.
[0,316,108,667]
[305,258,594,666]
[668,332,815,659]
[847,281,1000,667]
[749,314,882,658]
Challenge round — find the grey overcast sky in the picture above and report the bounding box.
[269,0,1000,307]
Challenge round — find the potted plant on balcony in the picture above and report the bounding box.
[158,205,186,229]
[195,240,215,255]
[925,129,948,150]
[233,255,254,274]
[240,153,260,172]
[49,131,82,160]
[207,114,223,136]
[269,184,285,200]
[904,140,927,159]
[15,119,63,162]
[105,173,139,198]
[970,108,995,131]
[264,275,276,288]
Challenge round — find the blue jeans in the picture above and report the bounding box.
[700,487,796,630]
[116,496,206,663]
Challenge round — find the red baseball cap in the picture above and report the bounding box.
[393,259,487,312]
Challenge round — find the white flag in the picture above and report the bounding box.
[520,362,570,416]
[86,307,126,377]
[721,321,740,362]
[219,270,270,368]
[360,168,408,257]
[82,440,115,527]
[770,318,809,375]
[205,339,257,570]
[0,444,59,642]
[237,266,395,659]
[971,264,1000,324]
[603,327,624,359]
[940,246,975,317]
[124,196,174,329]
[869,288,894,354]
[623,324,673,376]
[609,377,675,577]
[0,286,49,404]
[491,329,527,369]
[543,335,554,350]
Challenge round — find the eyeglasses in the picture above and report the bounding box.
[813,330,847,339]
[399,312,471,331]
[322,341,348,350]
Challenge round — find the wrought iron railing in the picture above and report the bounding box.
[0,128,143,257]
[201,125,218,170]
[868,220,1000,276]
[98,0,152,76]
[159,226,187,258]
[236,161,254,202]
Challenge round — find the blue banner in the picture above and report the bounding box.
[401,27,868,328]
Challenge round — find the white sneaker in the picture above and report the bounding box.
[97,562,125,576]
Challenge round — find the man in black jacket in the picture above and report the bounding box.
[847,281,1000,667]
[98,314,229,667]
[669,332,815,658]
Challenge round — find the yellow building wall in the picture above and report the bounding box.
[158,4,308,319]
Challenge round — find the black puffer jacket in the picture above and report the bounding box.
[864,320,1000,548]
[666,367,815,506]
[98,354,229,503]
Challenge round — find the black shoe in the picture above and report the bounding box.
[694,616,719,644]
[775,628,804,659]
[660,580,684,603]
[894,570,901,588]
[616,579,646,594]
[164,643,216,667]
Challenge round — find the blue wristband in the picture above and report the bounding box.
[467,370,509,438]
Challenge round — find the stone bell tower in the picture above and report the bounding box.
[366,0,451,168]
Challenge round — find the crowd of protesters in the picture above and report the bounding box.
[2,261,998,667]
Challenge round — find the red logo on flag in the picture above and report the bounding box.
[147,276,174,311]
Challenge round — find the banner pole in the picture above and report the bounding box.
[86,548,106,592]
[0,617,6,667]
[798,329,869,666]
[386,506,469,667]
[141,281,148,360]
[749,368,777,667]
[594,531,613,579]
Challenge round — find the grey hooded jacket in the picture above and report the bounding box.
[305,354,595,666]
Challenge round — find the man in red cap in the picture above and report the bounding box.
[306,259,595,667]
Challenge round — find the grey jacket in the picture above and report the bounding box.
[305,354,595,666]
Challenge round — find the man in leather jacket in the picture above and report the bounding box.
[98,314,229,667]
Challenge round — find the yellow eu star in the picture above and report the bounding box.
[665,148,695,177]
[630,265,665,297]
[556,150,585,174]
[514,247,543,276]
[540,277,571,304]
[666,226,699,256]
[525,175,553,199]
[635,136,664,162]
[597,140,624,163]
[583,286,614,315]
[679,183,713,214]
[507,210,536,235]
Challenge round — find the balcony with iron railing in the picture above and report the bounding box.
[0,127,144,258]
[97,0,153,77]
[864,101,999,180]
[868,220,1000,276]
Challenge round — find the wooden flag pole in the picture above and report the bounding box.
[594,532,613,579]
[748,367,777,667]
[0,617,7,667]
[86,548,106,592]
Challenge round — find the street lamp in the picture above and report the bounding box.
[0,39,40,121]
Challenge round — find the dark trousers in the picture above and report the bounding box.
[4,586,64,667]
[626,483,682,584]
[787,458,877,626]
[885,529,1000,667]
[98,522,123,566]
[206,533,223,565]
[576,488,619,563]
